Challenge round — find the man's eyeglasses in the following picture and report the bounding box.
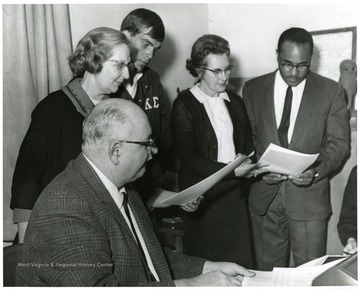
[118,138,157,154]
[201,65,234,77]
[108,60,129,72]
[278,56,310,72]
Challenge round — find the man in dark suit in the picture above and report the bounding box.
[242,27,350,270]
[16,98,254,286]
[111,8,172,204]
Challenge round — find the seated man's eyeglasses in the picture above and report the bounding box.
[118,138,157,154]
[278,56,310,72]
[201,65,234,77]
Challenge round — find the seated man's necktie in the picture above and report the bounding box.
[121,190,156,281]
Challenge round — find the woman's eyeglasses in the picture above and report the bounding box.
[201,65,234,77]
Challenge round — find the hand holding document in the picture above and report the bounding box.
[159,153,255,206]
[258,143,319,175]
[148,188,204,212]
[343,237,358,255]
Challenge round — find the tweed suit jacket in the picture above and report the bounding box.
[242,70,350,221]
[16,154,205,286]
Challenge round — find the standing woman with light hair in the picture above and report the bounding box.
[11,27,132,243]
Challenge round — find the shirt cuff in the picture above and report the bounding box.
[13,208,32,223]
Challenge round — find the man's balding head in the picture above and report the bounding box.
[82,98,149,148]
[82,99,154,187]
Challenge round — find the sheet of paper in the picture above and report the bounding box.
[270,260,345,286]
[160,153,253,206]
[297,254,346,268]
[149,189,178,208]
[258,143,319,175]
[242,257,347,286]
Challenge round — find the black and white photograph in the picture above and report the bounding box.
[2,0,358,286]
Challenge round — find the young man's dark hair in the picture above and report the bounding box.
[121,8,165,42]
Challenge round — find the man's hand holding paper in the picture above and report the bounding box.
[288,168,316,187]
[258,143,319,175]
[263,173,288,185]
[263,169,315,186]
[257,143,319,186]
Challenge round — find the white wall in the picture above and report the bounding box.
[70,3,359,103]
[69,4,209,113]
[209,3,358,78]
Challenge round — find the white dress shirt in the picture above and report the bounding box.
[124,73,144,99]
[190,84,236,163]
[274,70,306,143]
[83,154,160,281]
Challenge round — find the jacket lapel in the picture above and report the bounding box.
[73,155,173,281]
[263,73,280,142]
[128,186,172,277]
[74,155,140,250]
[289,72,319,148]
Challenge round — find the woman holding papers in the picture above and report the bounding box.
[171,34,264,267]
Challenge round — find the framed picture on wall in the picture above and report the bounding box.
[311,26,357,126]
[310,27,357,82]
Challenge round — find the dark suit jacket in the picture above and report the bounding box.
[243,70,350,220]
[16,154,205,286]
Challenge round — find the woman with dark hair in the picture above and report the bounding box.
[11,27,131,243]
[171,34,265,267]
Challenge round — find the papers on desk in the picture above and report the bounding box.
[242,255,347,286]
[159,153,253,206]
[258,143,319,175]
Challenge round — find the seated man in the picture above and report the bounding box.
[16,98,254,286]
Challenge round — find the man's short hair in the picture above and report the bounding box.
[82,99,130,147]
[121,8,165,42]
[277,27,314,54]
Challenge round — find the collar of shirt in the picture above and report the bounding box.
[62,78,96,117]
[274,70,306,138]
[82,154,160,281]
[124,72,144,99]
[275,70,306,98]
[83,154,124,209]
[190,83,230,103]
[190,83,235,163]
